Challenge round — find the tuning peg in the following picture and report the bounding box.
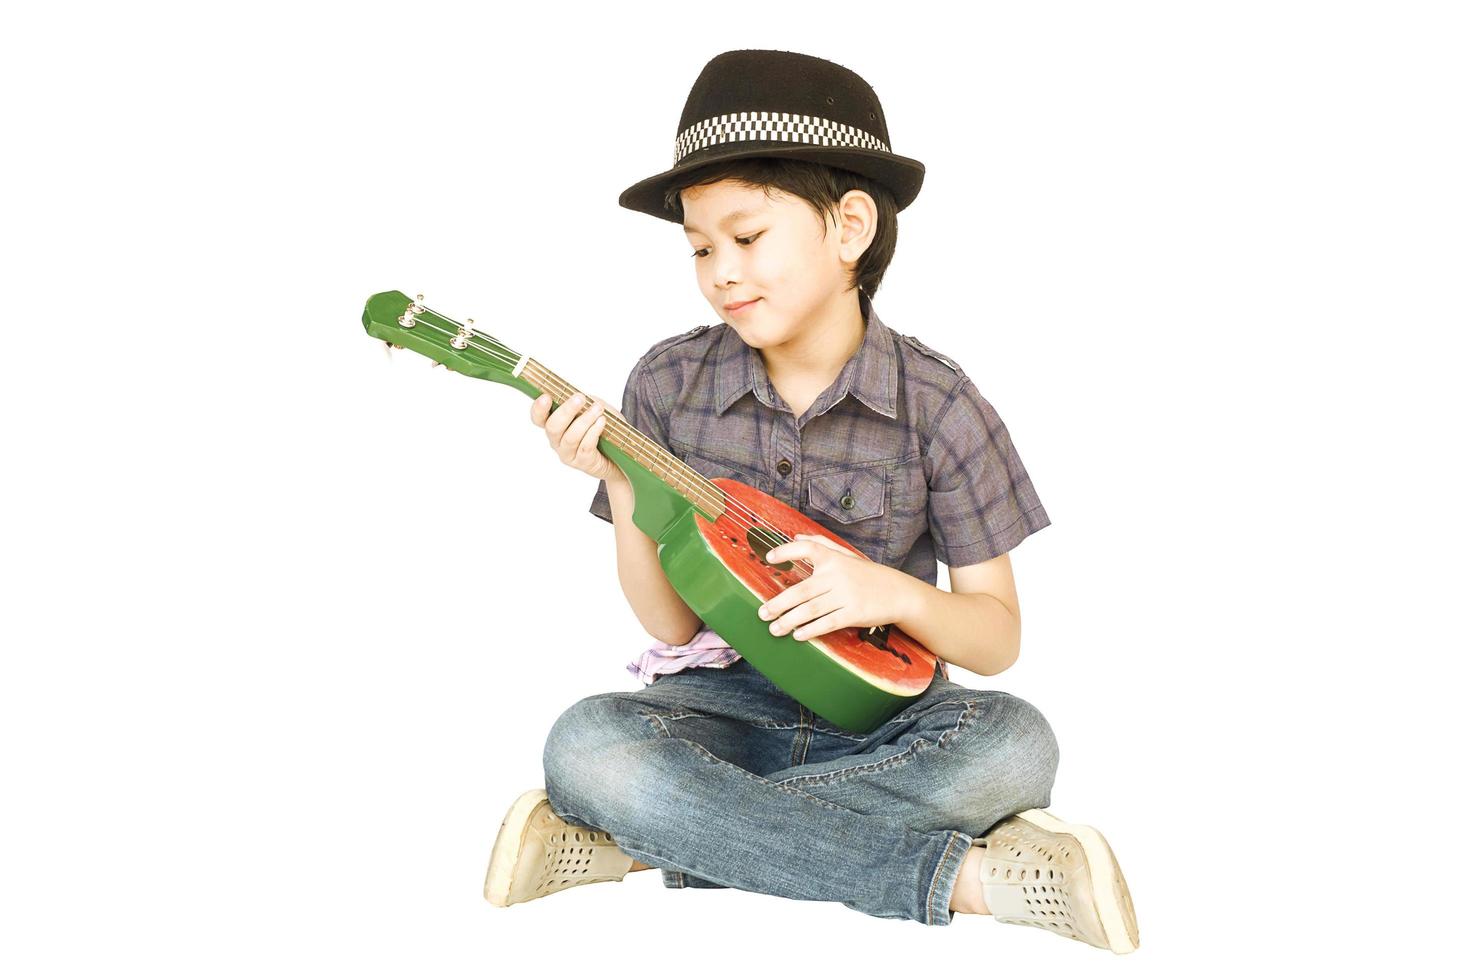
[451,318,475,350]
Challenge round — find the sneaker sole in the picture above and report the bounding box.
[485,788,634,907]
[484,788,554,907]
[1013,808,1139,954]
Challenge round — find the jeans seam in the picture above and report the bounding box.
[808,698,973,743]
[680,739,858,813]
[924,831,971,925]
[626,698,795,732]
[774,701,978,788]
[663,709,707,721]
[792,705,812,767]
[638,710,853,850]
[937,701,980,750]
[885,698,974,726]
[582,691,792,728]
[925,833,958,925]
[641,709,692,891]
[809,724,870,740]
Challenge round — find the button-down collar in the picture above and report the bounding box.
[712,297,899,420]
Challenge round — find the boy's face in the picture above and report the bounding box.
[680,178,873,352]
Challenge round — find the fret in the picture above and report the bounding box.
[521,359,723,517]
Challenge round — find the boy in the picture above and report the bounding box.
[484,49,1138,952]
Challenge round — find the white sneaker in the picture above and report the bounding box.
[484,788,636,907]
[978,808,1140,954]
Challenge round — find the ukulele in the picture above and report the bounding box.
[362,290,940,732]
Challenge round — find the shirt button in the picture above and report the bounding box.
[776,459,792,476]
[840,493,856,509]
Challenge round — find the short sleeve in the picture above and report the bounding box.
[589,354,671,524]
[924,378,1051,566]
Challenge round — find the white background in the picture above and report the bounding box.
[3,1,1466,974]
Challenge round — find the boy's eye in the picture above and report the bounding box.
[690,233,760,259]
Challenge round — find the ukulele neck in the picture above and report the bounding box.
[517,358,725,519]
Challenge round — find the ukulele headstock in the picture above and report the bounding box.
[361,289,524,384]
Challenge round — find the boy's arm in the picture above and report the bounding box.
[604,468,704,646]
[891,553,1022,676]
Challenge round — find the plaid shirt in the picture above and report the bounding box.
[590,294,1051,684]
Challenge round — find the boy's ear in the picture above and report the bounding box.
[837,191,879,258]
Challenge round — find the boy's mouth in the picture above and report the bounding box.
[724,298,760,315]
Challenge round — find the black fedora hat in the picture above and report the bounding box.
[619,49,926,223]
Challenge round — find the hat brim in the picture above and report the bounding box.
[618,143,925,223]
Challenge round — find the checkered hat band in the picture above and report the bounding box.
[673,111,890,165]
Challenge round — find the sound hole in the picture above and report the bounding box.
[748,526,793,571]
[861,624,911,663]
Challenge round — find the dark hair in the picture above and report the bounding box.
[663,157,899,306]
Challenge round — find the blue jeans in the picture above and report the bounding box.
[542,659,1059,926]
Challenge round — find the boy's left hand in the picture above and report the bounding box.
[756,534,911,641]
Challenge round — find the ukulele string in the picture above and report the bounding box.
[404,308,792,544]
[403,313,774,545]
[413,316,812,573]
[401,309,822,578]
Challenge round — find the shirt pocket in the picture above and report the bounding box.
[805,465,891,564]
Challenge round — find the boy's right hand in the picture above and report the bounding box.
[530,391,626,485]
